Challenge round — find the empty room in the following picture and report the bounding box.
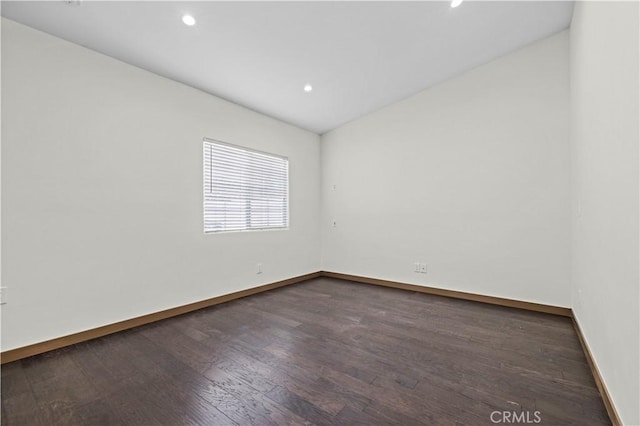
[1,1,638,425]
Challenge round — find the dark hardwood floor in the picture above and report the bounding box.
[1,277,609,425]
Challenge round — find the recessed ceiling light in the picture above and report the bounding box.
[304,84,313,92]
[451,0,463,8]
[182,15,196,26]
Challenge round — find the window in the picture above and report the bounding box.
[203,139,289,233]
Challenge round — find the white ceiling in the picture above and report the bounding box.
[2,1,574,134]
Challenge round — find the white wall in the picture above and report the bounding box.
[1,18,321,351]
[321,31,571,307]
[3,6,638,423]
[570,2,639,424]
[0,13,3,348]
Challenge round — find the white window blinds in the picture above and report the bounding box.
[203,139,289,233]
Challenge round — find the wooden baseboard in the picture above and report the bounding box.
[571,316,622,426]
[0,269,620,426]
[321,271,572,317]
[0,271,321,364]
[0,271,576,364]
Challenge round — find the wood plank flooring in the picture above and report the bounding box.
[1,277,609,425]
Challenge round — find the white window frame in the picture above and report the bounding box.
[202,138,290,234]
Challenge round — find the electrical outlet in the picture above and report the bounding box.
[419,263,427,273]
[257,263,262,274]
